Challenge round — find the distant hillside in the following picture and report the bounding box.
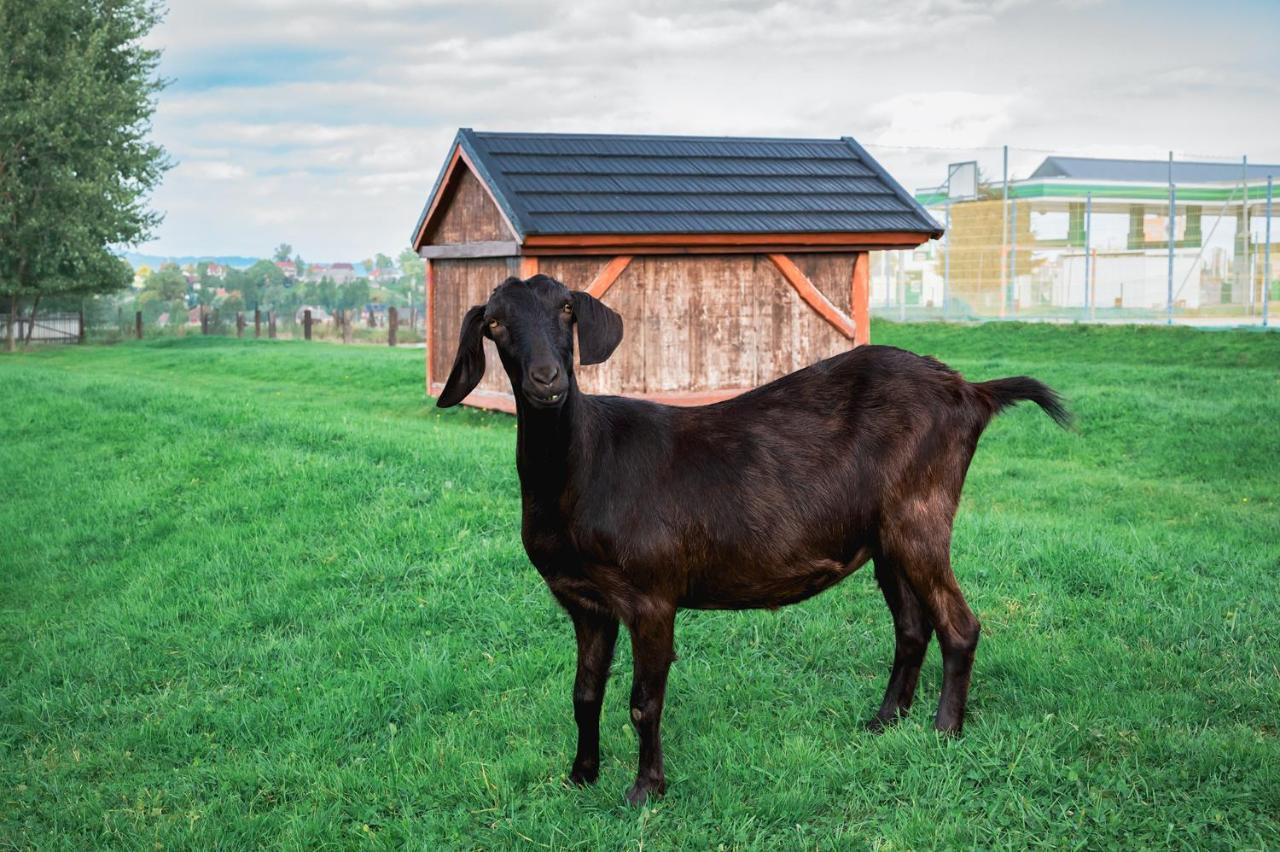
[123,253,260,270]
[122,253,369,275]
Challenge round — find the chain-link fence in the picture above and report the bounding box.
[865,145,1278,327]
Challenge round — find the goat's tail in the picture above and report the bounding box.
[974,376,1072,430]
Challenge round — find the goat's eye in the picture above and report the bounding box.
[487,318,500,329]
[562,302,573,315]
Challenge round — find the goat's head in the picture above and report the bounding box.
[436,274,623,410]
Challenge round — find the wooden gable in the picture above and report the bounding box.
[423,166,516,246]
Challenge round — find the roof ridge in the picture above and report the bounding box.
[468,129,854,144]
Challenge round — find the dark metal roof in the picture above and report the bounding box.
[1029,156,1280,184]
[412,129,942,243]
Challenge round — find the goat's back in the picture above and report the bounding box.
[564,346,990,600]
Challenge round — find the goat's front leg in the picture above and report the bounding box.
[567,606,619,785]
[624,607,676,806]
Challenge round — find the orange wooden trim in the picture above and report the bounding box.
[523,244,916,257]
[523,232,930,249]
[425,259,435,391]
[767,253,857,341]
[851,251,870,346]
[585,256,633,298]
[413,144,521,250]
[427,383,750,415]
[519,256,539,278]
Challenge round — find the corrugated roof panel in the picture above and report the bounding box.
[490,155,877,178]
[411,129,942,242]
[476,134,853,160]
[504,174,889,194]
[519,193,911,215]
[523,210,934,234]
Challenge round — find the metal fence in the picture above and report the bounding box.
[865,145,1278,327]
[1,312,83,343]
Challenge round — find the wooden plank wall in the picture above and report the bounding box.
[423,168,514,245]
[430,253,860,401]
[571,253,853,395]
[430,258,516,394]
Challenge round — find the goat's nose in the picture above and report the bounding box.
[530,364,560,387]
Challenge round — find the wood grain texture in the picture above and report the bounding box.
[767,254,857,340]
[585,256,633,298]
[423,167,515,246]
[419,241,519,259]
[430,258,512,395]
[536,257,608,292]
[793,253,856,315]
[432,252,859,410]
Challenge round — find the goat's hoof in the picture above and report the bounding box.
[623,779,665,807]
[866,711,903,733]
[568,763,599,786]
[933,718,965,737]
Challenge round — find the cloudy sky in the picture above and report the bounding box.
[140,0,1280,261]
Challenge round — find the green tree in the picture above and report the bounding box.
[336,278,370,313]
[397,248,424,285]
[0,0,169,350]
[272,243,293,263]
[144,264,187,302]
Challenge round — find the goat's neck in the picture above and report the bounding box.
[513,379,587,501]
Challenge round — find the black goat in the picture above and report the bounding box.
[437,274,1069,805]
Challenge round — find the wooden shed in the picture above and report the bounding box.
[411,130,942,412]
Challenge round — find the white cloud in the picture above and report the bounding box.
[137,0,1280,259]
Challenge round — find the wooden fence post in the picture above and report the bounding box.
[388,306,398,347]
[201,307,209,335]
[236,312,245,338]
[135,310,143,340]
[78,310,85,344]
[303,309,312,340]
[254,308,261,338]
[268,311,277,339]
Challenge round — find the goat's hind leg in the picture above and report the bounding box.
[880,523,981,735]
[868,556,933,732]
[567,606,619,785]
[903,551,981,735]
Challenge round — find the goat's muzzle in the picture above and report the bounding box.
[523,362,568,408]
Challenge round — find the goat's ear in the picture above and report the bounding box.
[437,305,487,408]
[571,291,623,365]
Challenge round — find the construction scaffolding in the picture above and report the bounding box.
[865,146,1278,327]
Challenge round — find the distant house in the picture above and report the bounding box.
[302,262,356,284]
[205,262,227,279]
[275,260,297,279]
[328,262,356,284]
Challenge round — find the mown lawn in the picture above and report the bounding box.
[2,325,1278,849]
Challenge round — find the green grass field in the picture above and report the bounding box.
[3,325,1278,849]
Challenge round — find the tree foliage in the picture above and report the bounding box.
[0,0,169,347]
